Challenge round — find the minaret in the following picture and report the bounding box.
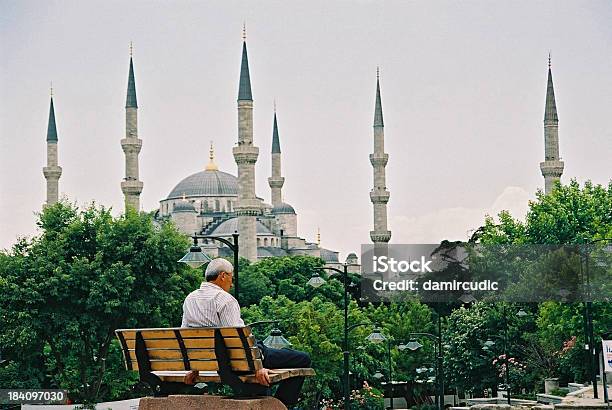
[369,69,391,244]
[268,104,285,207]
[232,28,260,261]
[540,55,564,194]
[43,86,62,206]
[121,44,143,212]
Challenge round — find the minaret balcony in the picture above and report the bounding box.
[234,201,261,216]
[121,138,142,154]
[233,145,259,164]
[370,231,391,243]
[43,166,62,179]
[539,160,564,178]
[121,179,143,195]
[370,190,390,203]
[369,153,389,167]
[268,177,285,188]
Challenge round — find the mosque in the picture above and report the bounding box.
[41,35,563,264]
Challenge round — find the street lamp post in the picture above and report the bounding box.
[308,263,377,410]
[581,238,612,399]
[399,332,444,410]
[369,329,395,409]
[178,232,240,303]
[482,306,528,405]
[308,264,353,409]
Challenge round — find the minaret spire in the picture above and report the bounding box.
[121,47,143,211]
[238,32,253,101]
[43,90,62,206]
[374,68,384,127]
[540,55,564,194]
[126,56,138,108]
[233,31,260,261]
[268,107,285,206]
[370,69,391,244]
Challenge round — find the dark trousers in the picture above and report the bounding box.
[257,343,311,406]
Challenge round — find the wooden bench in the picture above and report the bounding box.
[115,326,315,397]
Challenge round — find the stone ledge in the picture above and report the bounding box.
[139,394,287,410]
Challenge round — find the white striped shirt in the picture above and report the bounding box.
[181,282,245,328]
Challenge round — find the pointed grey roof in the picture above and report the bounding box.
[238,42,253,101]
[272,112,281,153]
[374,78,384,127]
[47,97,58,142]
[126,57,138,108]
[544,68,558,122]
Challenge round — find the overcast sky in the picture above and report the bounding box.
[1,0,611,259]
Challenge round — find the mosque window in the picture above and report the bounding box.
[264,238,268,246]
[215,200,220,212]
[257,238,261,246]
[227,200,232,212]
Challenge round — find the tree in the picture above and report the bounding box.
[239,255,348,307]
[468,179,612,388]
[0,202,200,403]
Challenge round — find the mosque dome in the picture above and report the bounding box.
[210,217,273,236]
[167,169,238,199]
[346,253,358,264]
[320,248,339,263]
[271,202,296,215]
[173,201,196,212]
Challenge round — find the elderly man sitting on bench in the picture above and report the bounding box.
[181,258,311,407]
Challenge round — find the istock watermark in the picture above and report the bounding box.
[360,243,612,303]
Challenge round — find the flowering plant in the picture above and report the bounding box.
[492,354,528,391]
[320,381,384,409]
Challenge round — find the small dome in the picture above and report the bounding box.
[258,247,288,258]
[271,202,296,215]
[173,201,196,213]
[320,248,339,263]
[210,217,273,236]
[167,169,238,199]
[346,253,358,263]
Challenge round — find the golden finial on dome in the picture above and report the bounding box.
[317,227,321,245]
[50,81,53,97]
[130,41,134,57]
[205,141,218,171]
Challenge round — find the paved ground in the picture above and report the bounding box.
[22,398,141,409]
[562,384,612,407]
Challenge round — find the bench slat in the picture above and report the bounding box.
[152,368,316,384]
[124,336,254,350]
[117,328,249,340]
[127,347,261,361]
[129,358,263,372]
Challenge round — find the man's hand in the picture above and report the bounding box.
[183,370,199,385]
[255,368,271,386]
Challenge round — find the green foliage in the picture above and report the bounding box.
[477,180,612,245]
[321,383,385,409]
[443,302,537,395]
[466,179,612,391]
[0,202,199,403]
[239,255,349,306]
